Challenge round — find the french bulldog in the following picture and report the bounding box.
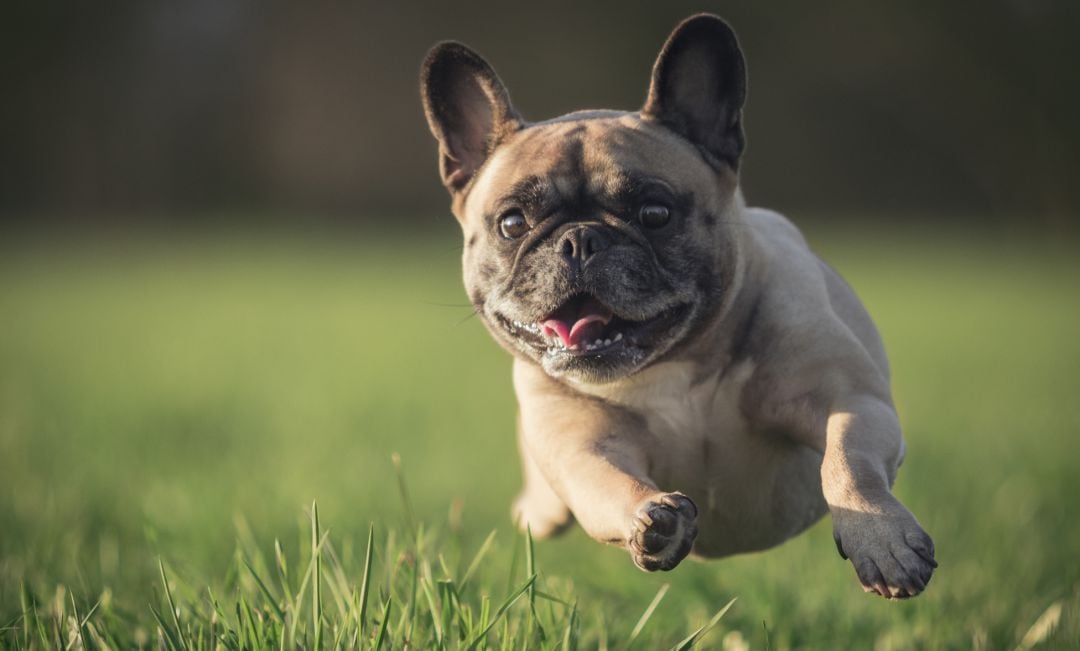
[420,13,936,599]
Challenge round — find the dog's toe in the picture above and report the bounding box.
[833,509,937,600]
[835,508,936,599]
[628,493,697,572]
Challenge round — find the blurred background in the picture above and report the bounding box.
[2,2,1079,647]
[2,0,1079,229]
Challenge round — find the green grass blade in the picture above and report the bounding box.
[330,612,349,651]
[669,597,736,651]
[30,596,49,649]
[311,500,323,650]
[357,523,375,639]
[459,529,497,592]
[398,549,419,645]
[321,540,354,621]
[18,582,32,649]
[78,598,101,632]
[534,590,571,607]
[524,525,546,643]
[158,559,191,651]
[625,583,669,649]
[437,580,460,643]
[289,529,330,644]
[464,573,536,651]
[373,597,392,651]
[242,557,286,623]
[274,538,297,617]
[149,602,182,651]
[561,600,578,651]
[238,595,262,647]
[206,586,231,629]
[68,593,86,650]
[420,562,444,647]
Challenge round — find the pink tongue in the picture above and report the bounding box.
[540,313,610,349]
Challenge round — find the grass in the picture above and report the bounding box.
[0,223,1078,648]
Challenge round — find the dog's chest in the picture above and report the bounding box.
[575,360,755,444]
[574,359,826,554]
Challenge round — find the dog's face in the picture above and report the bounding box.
[422,15,748,383]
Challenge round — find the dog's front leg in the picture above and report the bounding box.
[819,394,937,598]
[514,361,697,571]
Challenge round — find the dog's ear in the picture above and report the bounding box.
[642,14,747,170]
[421,42,523,195]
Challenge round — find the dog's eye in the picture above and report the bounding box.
[498,212,530,239]
[638,203,671,229]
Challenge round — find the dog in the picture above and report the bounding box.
[420,13,936,599]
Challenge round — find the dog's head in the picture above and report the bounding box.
[421,15,748,383]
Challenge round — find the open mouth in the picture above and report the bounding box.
[497,293,689,358]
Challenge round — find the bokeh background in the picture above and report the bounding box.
[2,2,1079,648]
[3,1,1079,228]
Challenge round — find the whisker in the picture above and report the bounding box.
[421,300,474,308]
[454,309,481,326]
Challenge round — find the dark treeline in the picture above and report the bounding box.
[2,1,1077,227]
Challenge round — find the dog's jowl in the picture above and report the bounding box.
[420,14,936,598]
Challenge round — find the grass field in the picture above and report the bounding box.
[1,224,1078,649]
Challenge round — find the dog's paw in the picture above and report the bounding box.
[833,506,937,599]
[628,493,698,572]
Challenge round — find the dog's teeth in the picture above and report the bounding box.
[614,332,623,341]
[604,338,612,346]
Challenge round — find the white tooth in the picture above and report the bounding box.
[614,332,623,341]
[594,339,604,346]
[604,339,612,346]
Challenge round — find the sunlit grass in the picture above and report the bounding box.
[0,225,1078,648]
[8,476,732,649]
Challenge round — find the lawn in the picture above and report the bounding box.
[0,224,1077,649]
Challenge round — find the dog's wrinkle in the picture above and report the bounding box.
[591,212,692,296]
[495,175,549,217]
[504,212,571,287]
[598,213,650,248]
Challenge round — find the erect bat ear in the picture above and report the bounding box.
[641,14,747,170]
[420,42,523,195]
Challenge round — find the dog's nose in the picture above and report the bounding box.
[557,225,609,271]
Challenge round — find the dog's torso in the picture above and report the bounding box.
[562,206,890,557]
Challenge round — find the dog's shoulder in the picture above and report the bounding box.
[737,208,892,433]
[743,207,885,368]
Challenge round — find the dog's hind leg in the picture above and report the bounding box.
[511,420,573,539]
